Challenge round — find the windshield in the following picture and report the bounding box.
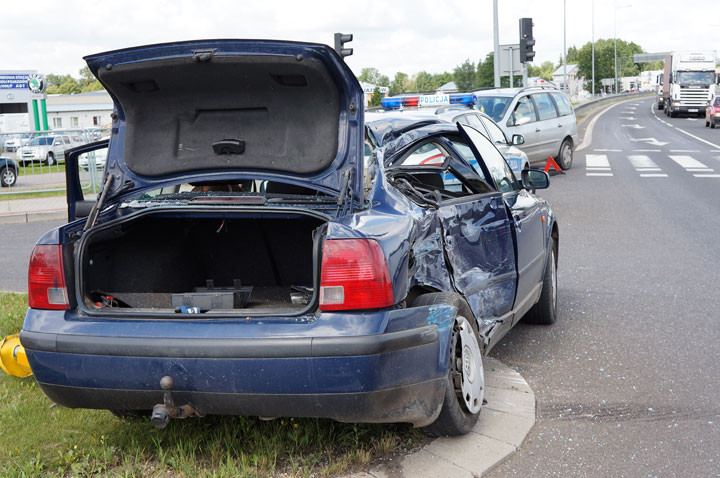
[475,97,512,122]
[676,71,715,85]
[29,137,52,146]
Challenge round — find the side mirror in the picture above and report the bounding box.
[512,134,525,145]
[521,169,550,191]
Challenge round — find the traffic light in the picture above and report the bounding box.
[334,33,353,58]
[519,18,535,63]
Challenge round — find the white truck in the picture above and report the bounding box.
[661,51,717,117]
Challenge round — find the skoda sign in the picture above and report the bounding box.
[27,74,46,94]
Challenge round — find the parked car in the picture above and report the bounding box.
[473,86,579,169]
[77,147,108,170]
[20,40,558,436]
[17,134,84,166]
[705,96,720,128]
[4,133,32,152]
[0,157,18,187]
[367,106,530,178]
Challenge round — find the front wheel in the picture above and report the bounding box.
[556,139,573,170]
[1,167,17,187]
[524,238,557,325]
[413,293,484,437]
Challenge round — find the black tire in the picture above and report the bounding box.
[45,152,55,166]
[413,293,484,437]
[664,103,669,116]
[670,110,677,118]
[1,167,17,187]
[712,122,716,129]
[556,139,573,170]
[524,238,557,325]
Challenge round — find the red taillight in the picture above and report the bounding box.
[319,239,394,311]
[28,245,69,310]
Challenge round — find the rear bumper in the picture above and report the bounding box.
[21,306,456,426]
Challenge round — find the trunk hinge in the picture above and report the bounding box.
[83,174,114,232]
[336,169,354,215]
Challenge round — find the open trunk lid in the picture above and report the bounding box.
[84,40,364,204]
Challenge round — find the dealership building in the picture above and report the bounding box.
[0,70,113,134]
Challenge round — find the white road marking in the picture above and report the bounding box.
[631,137,669,146]
[636,167,662,171]
[669,155,709,169]
[633,149,661,152]
[593,149,621,152]
[577,100,633,152]
[622,124,645,129]
[693,174,720,177]
[711,150,720,152]
[586,173,613,176]
[628,155,659,168]
[687,168,714,172]
[621,116,636,120]
[640,173,668,177]
[669,150,700,153]
[586,155,611,168]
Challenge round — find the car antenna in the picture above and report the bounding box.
[83,174,114,232]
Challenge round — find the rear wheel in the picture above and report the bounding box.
[524,238,557,325]
[413,293,484,437]
[556,139,573,170]
[1,167,17,187]
[45,152,55,166]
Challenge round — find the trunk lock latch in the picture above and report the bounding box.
[151,376,205,429]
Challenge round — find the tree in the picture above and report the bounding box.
[433,72,453,89]
[369,87,383,107]
[574,38,644,93]
[475,53,495,88]
[528,61,556,81]
[390,72,411,96]
[415,71,435,92]
[453,59,476,92]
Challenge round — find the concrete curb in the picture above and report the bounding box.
[0,210,66,225]
[344,357,535,478]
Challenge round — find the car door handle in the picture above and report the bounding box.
[535,128,541,133]
[558,124,563,128]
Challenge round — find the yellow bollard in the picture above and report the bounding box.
[0,334,33,378]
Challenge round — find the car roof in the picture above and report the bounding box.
[472,86,562,98]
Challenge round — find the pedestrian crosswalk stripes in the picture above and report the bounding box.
[582,153,720,179]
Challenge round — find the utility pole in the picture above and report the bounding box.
[563,0,567,93]
[592,0,595,96]
[493,0,500,87]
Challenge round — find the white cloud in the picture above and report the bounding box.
[1,0,715,79]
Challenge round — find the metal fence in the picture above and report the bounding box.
[0,128,110,217]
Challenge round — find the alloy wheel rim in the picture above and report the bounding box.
[2,169,14,185]
[456,316,483,414]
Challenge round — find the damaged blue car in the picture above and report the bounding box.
[20,39,558,436]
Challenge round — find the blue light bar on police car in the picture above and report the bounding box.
[381,93,477,109]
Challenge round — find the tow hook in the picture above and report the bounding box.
[151,376,204,429]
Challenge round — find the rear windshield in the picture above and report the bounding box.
[475,97,512,122]
[29,137,52,146]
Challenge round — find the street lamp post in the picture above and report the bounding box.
[614,4,631,94]
[592,0,595,96]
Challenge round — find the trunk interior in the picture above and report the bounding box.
[80,211,325,314]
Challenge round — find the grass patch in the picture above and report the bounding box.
[0,292,426,477]
[0,189,67,201]
[17,164,66,176]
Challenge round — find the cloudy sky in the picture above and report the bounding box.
[3,0,716,79]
